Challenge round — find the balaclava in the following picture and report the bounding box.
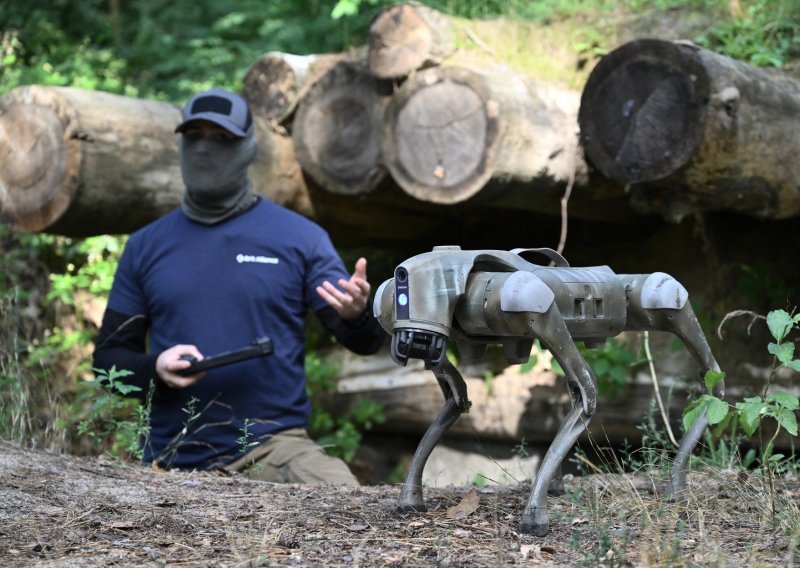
[179,129,257,224]
[175,88,258,225]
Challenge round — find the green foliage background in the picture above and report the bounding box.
[0,0,798,463]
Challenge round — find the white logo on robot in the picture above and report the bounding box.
[236,254,279,264]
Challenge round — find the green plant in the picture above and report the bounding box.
[237,418,259,455]
[563,482,632,567]
[684,308,800,489]
[305,347,385,462]
[46,236,123,304]
[0,291,34,445]
[0,227,126,454]
[470,473,489,486]
[549,338,639,399]
[75,366,152,460]
[511,437,530,459]
[695,0,800,67]
[314,398,386,462]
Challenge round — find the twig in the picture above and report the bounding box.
[643,331,679,448]
[716,309,766,340]
[555,134,578,258]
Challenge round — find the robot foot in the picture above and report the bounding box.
[520,519,549,537]
[397,502,427,514]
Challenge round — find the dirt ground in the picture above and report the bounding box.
[2,440,800,567]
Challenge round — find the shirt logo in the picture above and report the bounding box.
[236,254,279,265]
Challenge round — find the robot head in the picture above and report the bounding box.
[374,246,471,368]
[373,246,544,369]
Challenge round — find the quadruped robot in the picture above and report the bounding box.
[373,246,722,536]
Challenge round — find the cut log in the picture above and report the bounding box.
[579,39,800,221]
[0,85,573,246]
[382,65,630,217]
[319,345,698,446]
[367,1,456,79]
[0,85,311,236]
[242,49,365,124]
[291,61,393,196]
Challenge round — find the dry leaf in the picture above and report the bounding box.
[520,544,540,560]
[446,489,480,519]
[107,521,135,530]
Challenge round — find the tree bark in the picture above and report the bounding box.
[579,39,800,222]
[242,49,365,125]
[367,1,456,79]
[381,65,633,221]
[0,85,311,236]
[291,61,393,196]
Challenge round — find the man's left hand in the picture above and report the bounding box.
[317,257,371,320]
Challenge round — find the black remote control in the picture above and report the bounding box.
[176,336,274,376]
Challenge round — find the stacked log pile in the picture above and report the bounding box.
[2,3,799,450]
[4,4,798,240]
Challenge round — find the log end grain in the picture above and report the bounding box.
[0,86,80,232]
[383,67,498,204]
[292,61,389,196]
[368,3,435,79]
[242,53,302,122]
[578,39,710,184]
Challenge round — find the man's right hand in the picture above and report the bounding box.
[156,344,206,388]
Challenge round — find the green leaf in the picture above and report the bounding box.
[682,399,706,431]
[331,0,358,19]
[776,408,798,436]
[549,358,564,376]
[767,391,800,411]
[519,354,538,374]
[767,309,794,343]
[706,397,730,426]
[703,370,726,393]
[768,342,795,366]
[112,382,142,396]
[736,397,766,436]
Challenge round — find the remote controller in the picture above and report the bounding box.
[176,337,273,376]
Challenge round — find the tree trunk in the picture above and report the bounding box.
[579,39,800,222]
[0,85,311,236]
[291,61,393,196]
[367,1,456,79]
[242,48,365,125]
[381,65,632,221]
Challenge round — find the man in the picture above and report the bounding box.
[92,87,386,485]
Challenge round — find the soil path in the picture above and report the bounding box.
[1,440,797,566]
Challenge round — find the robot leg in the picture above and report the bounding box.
[399,360,470,511]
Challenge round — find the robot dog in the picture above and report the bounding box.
[373,246,722,536]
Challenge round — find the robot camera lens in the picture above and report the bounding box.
[396,268,408,282]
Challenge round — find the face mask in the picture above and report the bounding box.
[179,128,258,225]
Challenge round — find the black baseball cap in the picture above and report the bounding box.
[175,88,253,137]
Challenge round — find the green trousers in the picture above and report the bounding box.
[224,428,359,486]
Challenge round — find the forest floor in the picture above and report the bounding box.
[2,439,800,567]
